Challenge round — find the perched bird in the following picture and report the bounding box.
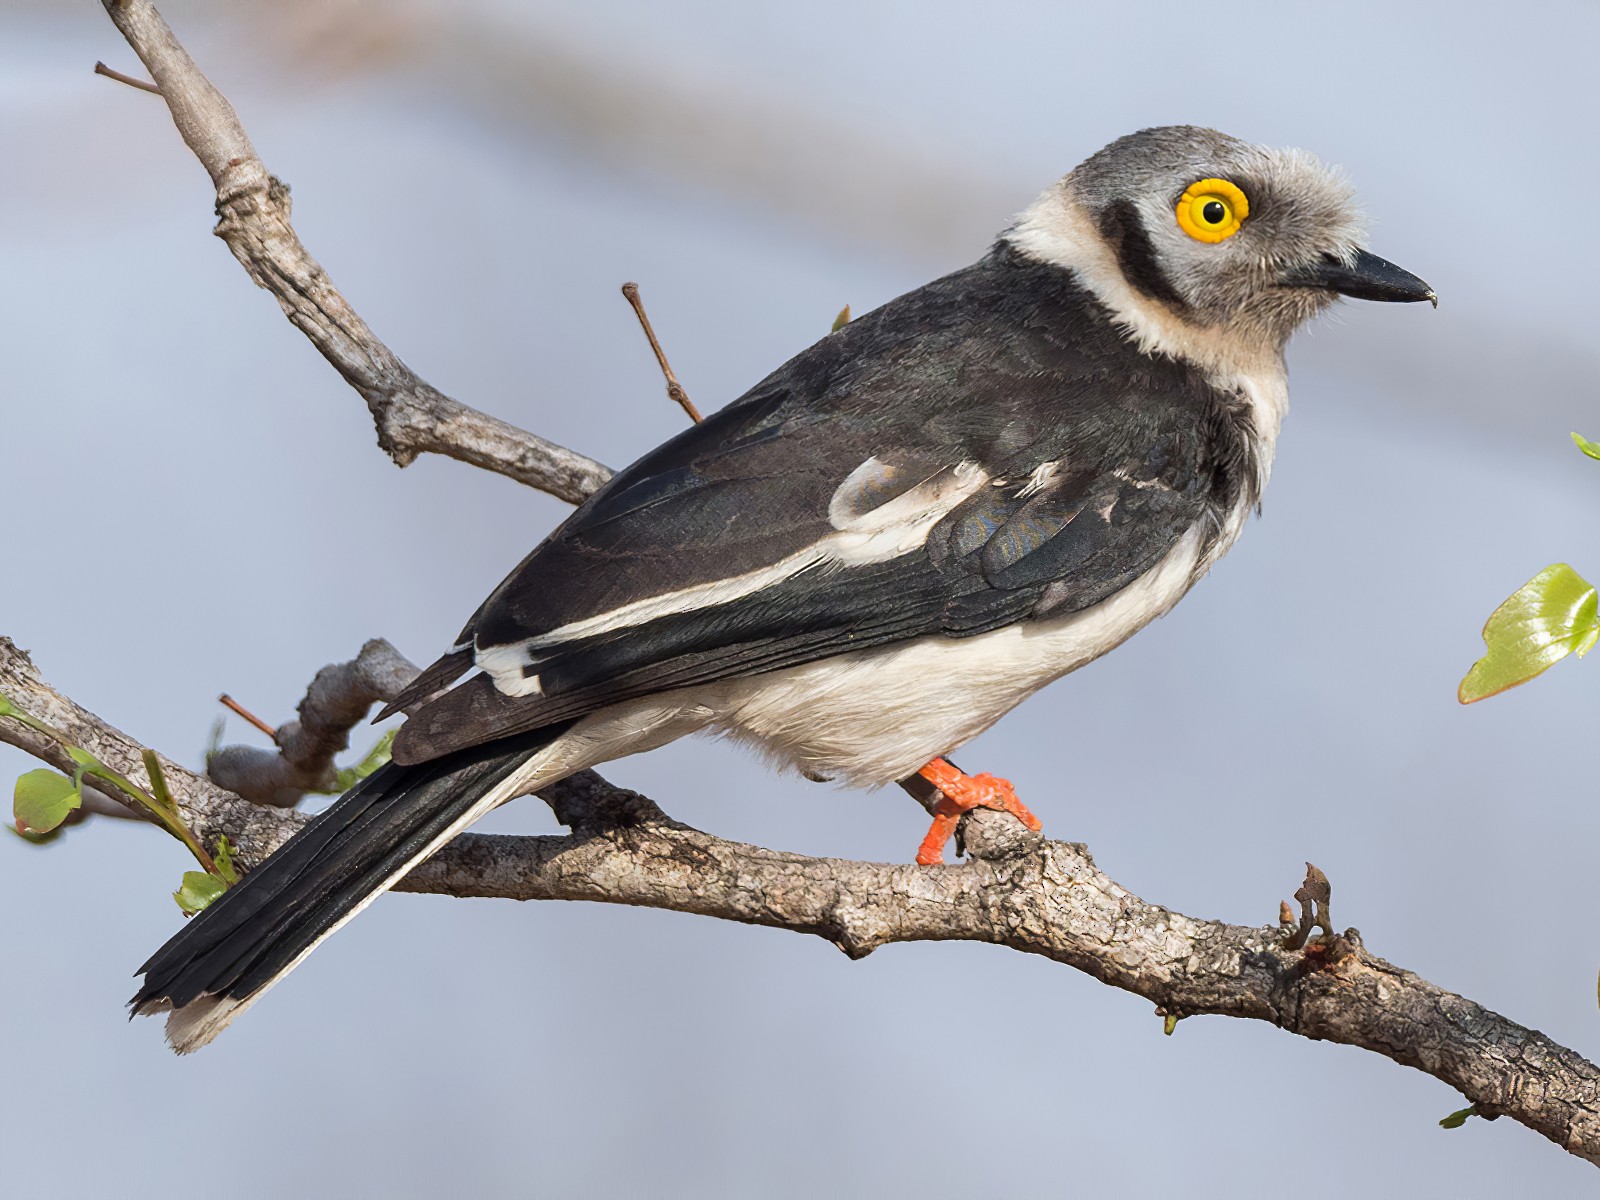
[133,125,1434,1051]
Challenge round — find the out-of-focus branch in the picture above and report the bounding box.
[4,633,1600,1163]
[97,0,612,504]
[207,639,418,806]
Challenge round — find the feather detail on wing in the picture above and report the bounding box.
[388,246,1257,765]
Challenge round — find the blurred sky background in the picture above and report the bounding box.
[4,1,1600,1195]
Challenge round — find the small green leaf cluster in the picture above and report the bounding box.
[174,835,239,915]
[2,691,234,912]
[5,693,402,914]
[1459,435,1598,703]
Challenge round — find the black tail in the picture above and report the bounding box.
[131,728,561,1053]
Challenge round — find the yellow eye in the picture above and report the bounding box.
[1176,178,1249,243]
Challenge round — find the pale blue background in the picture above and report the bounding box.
[3,2,1598,1195]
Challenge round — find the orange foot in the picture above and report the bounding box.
[913,757,1043,866]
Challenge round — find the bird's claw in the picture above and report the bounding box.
[913,758,1042,865]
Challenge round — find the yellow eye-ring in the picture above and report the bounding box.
[1176,178,1249,243]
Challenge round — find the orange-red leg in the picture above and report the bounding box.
[913,757,1042,865]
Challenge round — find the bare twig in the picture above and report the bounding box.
[621,281,702,423]
[217,694,277,739]
[4,633,1599,1162]
[93,60,162,94]
[96,0,612,504]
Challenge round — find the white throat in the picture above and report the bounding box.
[1004,183,1290,486]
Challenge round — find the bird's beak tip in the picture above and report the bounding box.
[1284,248,1435,306]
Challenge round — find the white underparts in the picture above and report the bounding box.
[457,525,1212,811]
[706,524,1206,786]
[478,460,990,697]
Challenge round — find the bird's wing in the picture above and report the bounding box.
[390,249,1240,764]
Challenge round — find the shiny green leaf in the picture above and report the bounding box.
[173,871,228,915]
[1459,564,1599,703]
[1439,1104,1478,1129]
[13,768,82,835]
[1573,431,1600,461]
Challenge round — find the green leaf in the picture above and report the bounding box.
[173,871,228,915]
[1459,564,1600,703]
[1573,431,1600,462]
[1162,1013,1179,1036]
[330,729,397,793]
[214,835,239,885]
[13,768,82,835]
[1439,1104,1478,1129]
[7,823,62,846]
[0,694,16,718]
[831,304,851,333]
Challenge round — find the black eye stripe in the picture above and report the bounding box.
[1096,198,1189,310]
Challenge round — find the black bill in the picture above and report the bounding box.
[1283,249,1437,306]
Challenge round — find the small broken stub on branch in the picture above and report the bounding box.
[1282,862,1334,952]
[1280,863,1362,965]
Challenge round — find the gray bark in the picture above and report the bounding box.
[99,0,611,505]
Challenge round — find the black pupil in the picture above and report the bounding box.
[1202,200,1227,225]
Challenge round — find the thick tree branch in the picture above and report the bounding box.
[55,0,1599,1170]
[4,634,1599,1161]
[97,0,611,504]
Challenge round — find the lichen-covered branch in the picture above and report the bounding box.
[96,0,611,504]
[4,634,1599,1161]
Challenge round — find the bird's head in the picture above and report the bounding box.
[1007,125,1434,362]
